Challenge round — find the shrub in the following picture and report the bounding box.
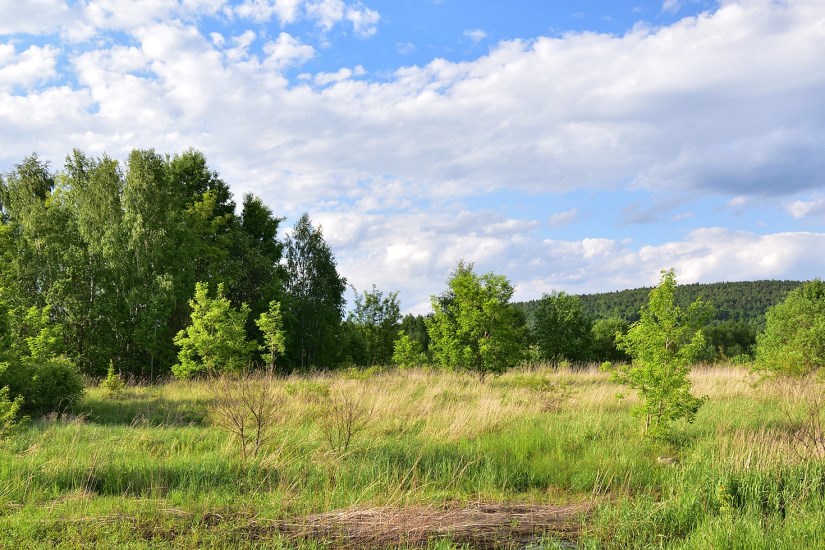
[99,361,126,399]
[392,331,428,368]
[0,356,83,416]
[173,282,257,378]
[27,356,85,415]
[0,386,24,439]
[319,388,373,453]
[755,279,825,377]
[209,373,284,461]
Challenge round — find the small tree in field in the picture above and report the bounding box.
[610,269,711,439]
[754,280,825,457]
[392,331,428,368]
[256,300,286,371]
[755,279,825,378]
[173,282,256,378]
[427,261,525,381]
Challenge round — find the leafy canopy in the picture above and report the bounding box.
[755,279,825,378]
[610,269,711,439]
[533,290,592,362]
[348,285,401,367]
[173,282,257,378]
[427,261,525,380]
[255,300,286,371]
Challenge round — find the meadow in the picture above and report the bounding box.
[0,364,823,549]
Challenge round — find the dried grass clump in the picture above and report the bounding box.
[277,502,589,549]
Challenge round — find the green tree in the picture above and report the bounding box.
[610,269,711,439]
[392,331,428,368]
[590,317,629,362]
[256,300,286,370]
[348,285,401,366]
[282,214,347,369]
[755,279,825,377]
[427,261,526,380]
[173,282,256,378]
[533,291,592,362]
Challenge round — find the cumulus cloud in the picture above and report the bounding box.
[317,204,825,312]
[345,3,380,37]
[787,198,825,219]
[4,0,824,201]
[2,0,825,309]
[0,44,59,89]
[0,0,71,35]
[263,32,315,69]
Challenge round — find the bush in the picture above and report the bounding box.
[209,373,284,461]
[99,361,126,399]
[0,386,24,439]
[0,356,84,416]
[27,356,85,415]
[392,331,428,368]
[756,279,825,377]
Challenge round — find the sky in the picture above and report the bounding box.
[1,0,825,313]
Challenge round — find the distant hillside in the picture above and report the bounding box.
[514,280,803,326]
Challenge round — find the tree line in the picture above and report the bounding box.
[511,280,803,363]
[0,150,354,382]
[0,148,818,420]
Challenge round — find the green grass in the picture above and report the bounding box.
[0,365,822,548]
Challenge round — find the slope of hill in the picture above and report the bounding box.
[515,280,803,326]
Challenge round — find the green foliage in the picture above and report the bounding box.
[27,355,85,414]
[2,149,284,378]
[610,269,710,439]
[532,291,592,362]
[392,331,428,368]
[701,320,758,362]
[514,280,801,327]
[427,261,526,380]
[100,361,126,400]
[0,294,83,416]
[173,282,256,378]
[756,279,825,377]
[255,300,286,370]
[0,385,24,439]
[282,214,347,370]
[348,285,401,366]
[590,317,630,362]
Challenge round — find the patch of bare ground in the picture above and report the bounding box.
[275,502,590,549]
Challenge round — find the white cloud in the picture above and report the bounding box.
[662,0,681,14]
[1,0,825,311]
[263,32,315,69]
[787,198,825,219]
[0,0,71,35]
[234,0,303,23]
[0,44,59,89]
[345,3,380,37]
[463,28,487,45]
[306,0,345,31]
[548,208,579,227]
[727,195,749,208]
[314,65,364,86]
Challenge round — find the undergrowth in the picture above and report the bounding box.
[0,364,820,548]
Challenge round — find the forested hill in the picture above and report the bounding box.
[515,280,803,325]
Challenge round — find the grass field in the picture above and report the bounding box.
[0,364,823,548]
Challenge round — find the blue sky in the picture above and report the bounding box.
[1,0,824,312]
